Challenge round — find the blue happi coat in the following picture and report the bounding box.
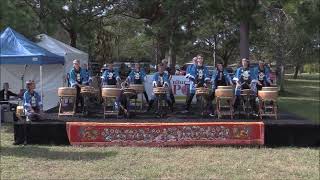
[128,69,146,84]
[211,69,232,90]
[101,69,120,85]
[69,67,87,87]
[23,90,42,113]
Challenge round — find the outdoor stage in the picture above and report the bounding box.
[13,104,320,147]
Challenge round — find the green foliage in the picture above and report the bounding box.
[303,63,320,74]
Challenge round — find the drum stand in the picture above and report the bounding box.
[239,91,255,119]
[58,95,76,117]
[216,96,234,119]
[196,94,208,117]
[133,92,144,112]
[259,99,278,120]
[156,94,167,118]
[103,97,119,118]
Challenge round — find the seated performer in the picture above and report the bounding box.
[162,59,175,104]
[127,63,149,102]
[255,60,272,91]
[147,63,173,112]
[23,80,42,121]
[0,83,18,102]
[101,63,121,86]
[183,54,210,113]
[82,63,92,86]
[69,59,86,111]
[233,58,258,114]
[208,62,233,116]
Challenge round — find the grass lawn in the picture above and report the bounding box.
[279,73,320,123]
[0,73,319,179]
[1,124,319,179]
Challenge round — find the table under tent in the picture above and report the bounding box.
[0,27,65,110]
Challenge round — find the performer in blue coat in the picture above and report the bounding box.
[183,54,210,113]
[69,59,86,111]
[23,80,42,121]
[255,60,272,91]
[233,58,258,113]
[208,62,234,116]
[162,59,175,104]
[101,63,121,86]
[147,63,173,112]
[127,63,149,102]
[185,56,198,79]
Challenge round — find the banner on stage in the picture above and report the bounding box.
[144,75,190,98]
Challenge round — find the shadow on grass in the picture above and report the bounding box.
[1,146,118,161]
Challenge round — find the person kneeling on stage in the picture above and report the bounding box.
[183,54,210,113]
[147,63,173,112]
[209,62,233,116]
[70,59,87,112]
[255,60,272,91]
[23,80,42,121]
[233,58,258,114]
[127,63,149,103]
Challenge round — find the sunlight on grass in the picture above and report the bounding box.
[1,124,319,179]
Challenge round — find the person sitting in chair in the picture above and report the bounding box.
[183,54,210,113]
[101,63,121,86]
[255,60,272,91]
[69,59,87,112]
[147,63,173,112]
[0,83,18,102]
[23,80,42,121]
[233,58,258,114]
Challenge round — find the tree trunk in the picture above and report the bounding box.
[69,29,77,48]
[239,20,249,59]
[168,33,176,69]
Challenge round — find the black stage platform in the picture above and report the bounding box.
[12,104,320,147]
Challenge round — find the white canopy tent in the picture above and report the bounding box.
[0,28,65,111]
[35,34,89,78]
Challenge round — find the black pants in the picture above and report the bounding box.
[74,85,83,111]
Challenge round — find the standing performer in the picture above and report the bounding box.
[127,63,149,102]
[183,54,210,113]
[147,63,173,112]
[255,60,272,91]
[23,80,42,121]
[101,63,121,86]
[69,60,86,112]
[208,61,233,116]
[82,63,92,86]
[233,58,258,113]
[162,59,175,104]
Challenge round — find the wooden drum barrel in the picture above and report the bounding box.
[196,87,209,96]
[258,90,278,101]
[123,88,136,96]
[240,89,252,96]
[16,106,24,117]
[262,87,278,91]
[153,87,167,95]
[102,88,121,98]
[217,86,233,90]
[215,89,233,98]
[81,86,96,94]
[58,87,77,97]
[129,84,145,94]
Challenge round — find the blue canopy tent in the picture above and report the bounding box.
[0,27,65,110]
